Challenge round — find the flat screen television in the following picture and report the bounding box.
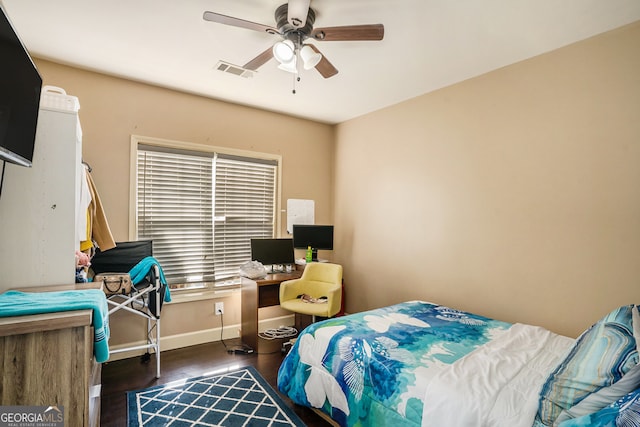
[250,238,295,269]
[292,224,334,261]
[0,5,42,168]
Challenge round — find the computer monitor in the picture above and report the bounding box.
[292,225,334,261]
[250,238,295,270]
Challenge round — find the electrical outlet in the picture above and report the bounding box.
[215,302,224,315]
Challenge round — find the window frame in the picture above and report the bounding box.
[129,135,283,291]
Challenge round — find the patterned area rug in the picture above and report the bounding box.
[127,366,305,426]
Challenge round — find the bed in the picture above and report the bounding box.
[277,301,640,427]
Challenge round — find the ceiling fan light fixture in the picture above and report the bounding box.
[287,0,310,28]
[273,40,296,64]
[300,45,322,70]
[277,57,298,74]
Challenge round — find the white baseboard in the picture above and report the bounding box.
[107,314,294,362]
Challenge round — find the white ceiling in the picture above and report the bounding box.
[2,0,640,124]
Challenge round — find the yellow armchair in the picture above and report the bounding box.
[279,262,343,321]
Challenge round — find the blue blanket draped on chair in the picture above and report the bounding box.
[0,289,110,362]
[128,256,171,302]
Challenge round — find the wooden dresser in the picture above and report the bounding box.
[0,289,102,427]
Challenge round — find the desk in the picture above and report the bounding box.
[241,271,302,352]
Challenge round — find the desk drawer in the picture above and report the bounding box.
[257,284,280,308]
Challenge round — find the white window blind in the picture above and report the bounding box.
[213,155,277,279]
[137,145,277,285]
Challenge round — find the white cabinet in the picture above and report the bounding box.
[0,99,82,290]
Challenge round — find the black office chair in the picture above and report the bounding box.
[90,240,165,377]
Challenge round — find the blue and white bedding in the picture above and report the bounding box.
[277,300,573,426]
[279,301,640,427]
[421,323,573,427]
[555,388,640,427]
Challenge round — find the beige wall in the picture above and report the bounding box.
[28,20,640,347]
[32,60,335,346]
[33,60,335,240]
[334,22,640,338]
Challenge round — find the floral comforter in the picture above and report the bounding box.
[277,300,511,427]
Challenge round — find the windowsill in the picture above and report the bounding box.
[167,278,242,304]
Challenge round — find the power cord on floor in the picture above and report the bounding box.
[219,310,228,350]
[219,311,254,355]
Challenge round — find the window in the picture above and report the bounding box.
[134,138,279,287]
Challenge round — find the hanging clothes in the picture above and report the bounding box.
[77,164,92,246]
[80,169,116,251]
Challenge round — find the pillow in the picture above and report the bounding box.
[557,388,640,427]
[633,305,640,351]
[555,362,640,423]
[537,305,639,425]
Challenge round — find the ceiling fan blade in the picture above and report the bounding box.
[311,24,384,41]
[243,47,274,71]
[308,45,338,79]
[203,11,279,35]
[288,0,310,28]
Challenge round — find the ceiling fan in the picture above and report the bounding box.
[203,0,384,79]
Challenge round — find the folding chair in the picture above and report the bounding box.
[90,240,165,378]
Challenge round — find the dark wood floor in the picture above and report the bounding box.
[100,338,330,426]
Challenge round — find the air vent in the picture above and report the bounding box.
[215,61,254,78]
